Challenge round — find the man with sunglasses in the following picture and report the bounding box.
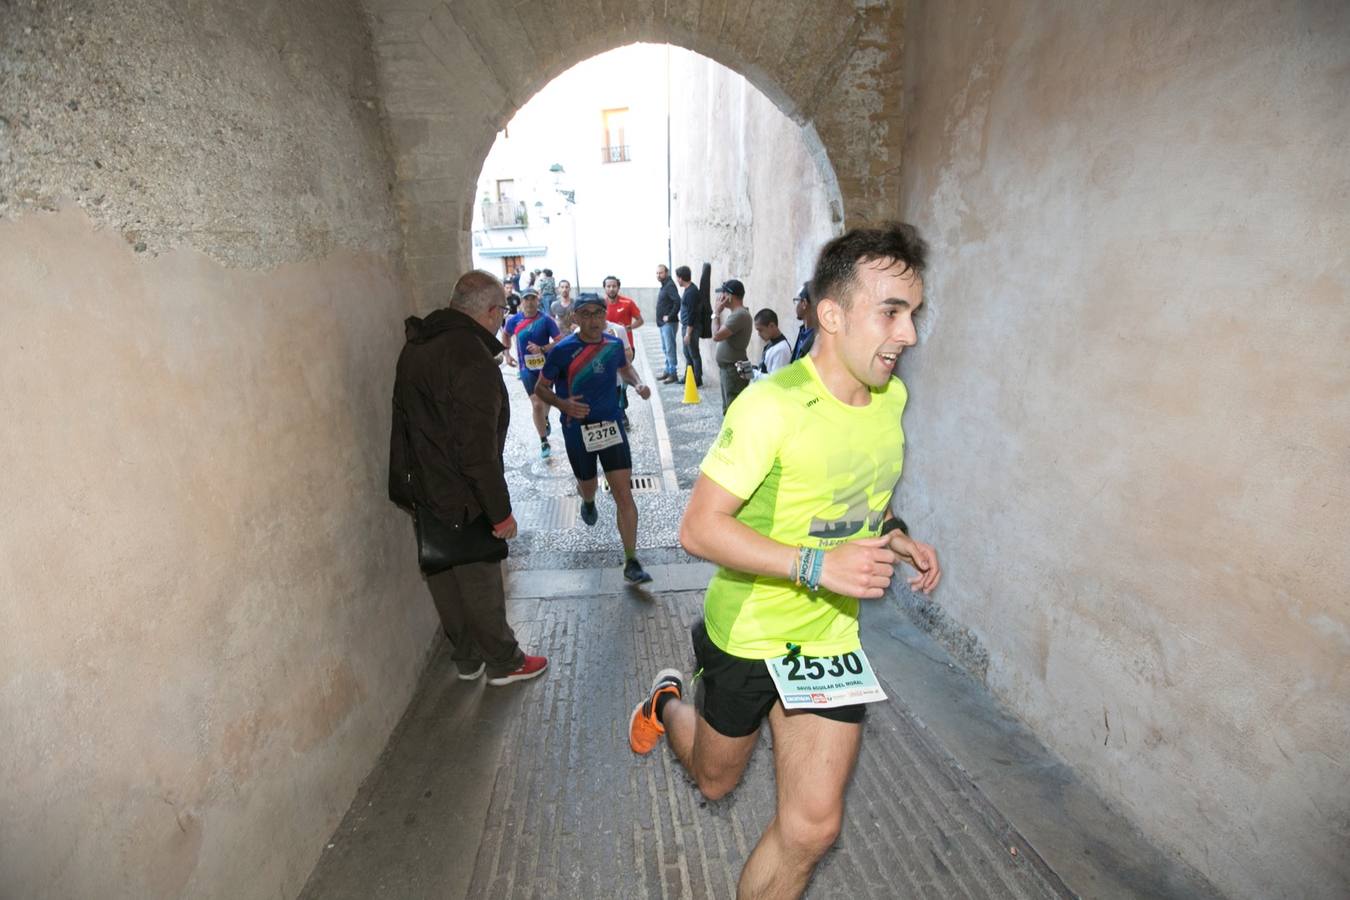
[535,294,656,584]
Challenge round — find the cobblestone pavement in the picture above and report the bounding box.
[299,331,1074,899]
[303,585,1072,900]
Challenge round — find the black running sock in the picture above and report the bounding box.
[654,688,677,722]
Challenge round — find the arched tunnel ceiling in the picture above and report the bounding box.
[365,0,907,308]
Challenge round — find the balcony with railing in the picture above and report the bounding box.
[481,200,528,229]
[601,144,632,164]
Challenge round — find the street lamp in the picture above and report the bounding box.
[550,163,581,287]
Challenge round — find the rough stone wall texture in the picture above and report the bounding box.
[668,51,841,360]
[895,2,1350,898]
[0,2,432,898]
[363,0,907,312]
[0,0,400,267]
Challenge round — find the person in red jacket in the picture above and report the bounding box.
[389,270,548,686]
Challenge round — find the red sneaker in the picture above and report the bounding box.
[629,668,684,754]
[487,655,549,686]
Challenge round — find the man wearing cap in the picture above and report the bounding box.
[712,279,753,413]
[535,293,656,585]
[791,281,817,363]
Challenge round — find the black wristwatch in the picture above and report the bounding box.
[880,516,909,536]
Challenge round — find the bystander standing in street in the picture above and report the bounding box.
[712,279,753,413]
[388,269,548,687]
[791,281,817,362]
[751,308,791,376]
[677,265,703,387]
[655,264,681,383]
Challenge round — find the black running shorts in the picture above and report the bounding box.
[562,422,632,481]
[691,619,867,738]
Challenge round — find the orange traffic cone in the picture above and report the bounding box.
[682,366,701,404]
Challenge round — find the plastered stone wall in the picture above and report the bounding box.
[0,2,433,898]
[364,0,908,312]
[895,2,1350,898]
[669,51,842,361]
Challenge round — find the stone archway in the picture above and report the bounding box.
[364,0,907,309]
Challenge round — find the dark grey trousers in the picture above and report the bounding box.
[426,560,523,677]
[718,363,747,413]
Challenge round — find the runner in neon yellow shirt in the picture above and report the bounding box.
[698,352,907,658]
[628,223,943,899]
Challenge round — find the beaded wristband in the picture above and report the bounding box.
[806,547,824,591]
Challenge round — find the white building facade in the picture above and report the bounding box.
[471,44,674,293]
[471,42,842,344]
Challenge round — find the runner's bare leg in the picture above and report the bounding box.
[606,468,639,554]
[530,395,548,438]
[662,702,758,801]
[577,476,598,503]
[737,704,863,899]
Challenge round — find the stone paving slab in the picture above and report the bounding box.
[506,561,718,597]
[301,585,1072,900]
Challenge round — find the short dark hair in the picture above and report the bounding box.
[753,308,778,327]
[811,223,928,310]
[674,265,691,281]
[603,275,620,287]
[543,268,553,276]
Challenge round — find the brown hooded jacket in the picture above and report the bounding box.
[388,307,511,527]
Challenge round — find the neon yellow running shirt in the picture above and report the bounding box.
[699,356,907,659]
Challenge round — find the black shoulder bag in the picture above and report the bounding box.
[390,396,508,576]
[413,505,508,576]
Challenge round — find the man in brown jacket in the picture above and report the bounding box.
[389,270,548,686]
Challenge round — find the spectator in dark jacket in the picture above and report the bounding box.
[790,280,817,362]
[654,264,681,382]
[676,265,703,387]
[389,270,548,686]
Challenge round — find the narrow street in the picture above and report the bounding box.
[298,334,1214,900]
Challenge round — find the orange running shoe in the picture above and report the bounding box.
[629,668,684,754]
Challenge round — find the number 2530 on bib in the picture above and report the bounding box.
[766,649,887,710]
